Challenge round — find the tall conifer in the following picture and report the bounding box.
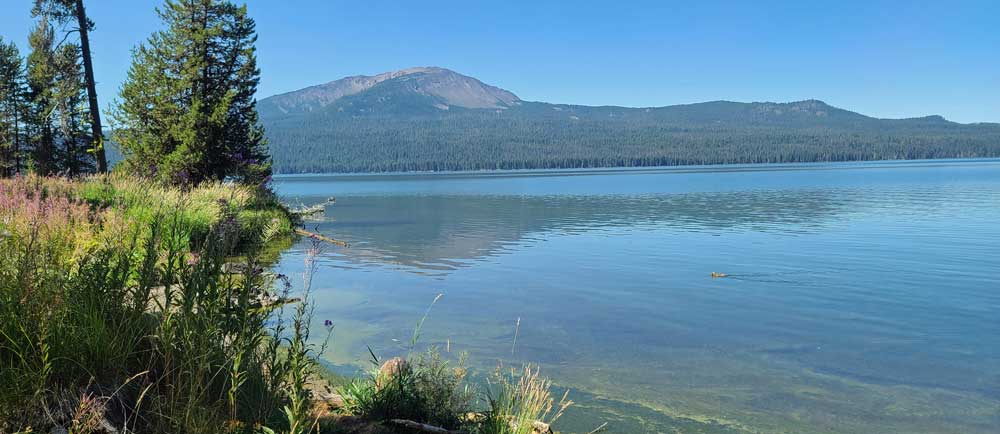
[114,0,270,185]
[0,37,28,176]
[52,42,93,174]
[33,0,107,172]
[26,18,58,174]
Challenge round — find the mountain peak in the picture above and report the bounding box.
[260,67,520,115]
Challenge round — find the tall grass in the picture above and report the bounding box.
[481,365,572,434]
[337,293,571,434]
[0,174,321,434]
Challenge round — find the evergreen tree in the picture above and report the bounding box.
[52,42,93,174]
[26,18,58,175]
[32,0,107,172]
[0,37,28,176]
[114,0,270,185]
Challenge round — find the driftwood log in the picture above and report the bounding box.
[390,415,552,434]
[389,419,466,434]
[586,422,609,434]
[314,395,553,434]
[294,228,350,247]
[292,197,336,217]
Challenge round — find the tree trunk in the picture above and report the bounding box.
[74,0,106,172]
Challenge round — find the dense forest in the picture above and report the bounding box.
[259,70,1000,174]
[265,111,1000,173]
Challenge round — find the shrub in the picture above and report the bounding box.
[339,348,475,430]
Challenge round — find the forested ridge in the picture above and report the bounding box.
[261,96,1000,173]
[264,103,1000,173]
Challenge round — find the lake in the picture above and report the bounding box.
[272,159,1000,434]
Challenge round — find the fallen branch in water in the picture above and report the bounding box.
[294,228,350,248]
[461,413,554,434]
[291,197,336,217]
[587,422,610,434]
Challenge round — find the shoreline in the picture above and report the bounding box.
[271,156,1000,179]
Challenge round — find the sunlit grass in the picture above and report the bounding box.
[335,294,571,434]
[0,174,319,434]
[481,364,572,434]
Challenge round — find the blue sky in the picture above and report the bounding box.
[1,0,997,123]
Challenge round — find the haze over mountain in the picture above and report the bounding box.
[259,67,1000,174]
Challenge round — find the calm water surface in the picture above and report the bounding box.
[273,160,1000,434]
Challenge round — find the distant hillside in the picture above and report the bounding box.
[258,67,1000,173]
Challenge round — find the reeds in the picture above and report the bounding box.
[0,174,317,434]
[337,293,571,434]
[481,365,572,434]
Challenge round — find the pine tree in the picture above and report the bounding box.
[0,37,28,176]
[52,42,93,174]
[32,0,107,172]
[26,18,58,175]
[114,0,270,185]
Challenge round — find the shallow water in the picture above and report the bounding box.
[273,160,1000,434]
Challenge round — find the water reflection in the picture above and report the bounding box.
[274,161,1000,434]
[294,189,866,271]
[289,180,999,273]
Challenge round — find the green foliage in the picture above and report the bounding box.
[339,348,475,430]
[479,365,571,434]
[33,0,108,173]
[0,36,28,176]
[51,42,94,175]
[340,294,476,429]
[280,243,335,434]
[25,17,58,174]
[71,173,292,250]
[113,0,270,186]
[15,13,96,176]
[260,94,1000,173]
[32,0,94,30]
[0,174,318,434]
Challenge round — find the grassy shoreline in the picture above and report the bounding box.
[0,174,310,433]
[0,174,572,434]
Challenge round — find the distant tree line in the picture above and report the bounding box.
[263,109,1000,173]
[1,0,270,186]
